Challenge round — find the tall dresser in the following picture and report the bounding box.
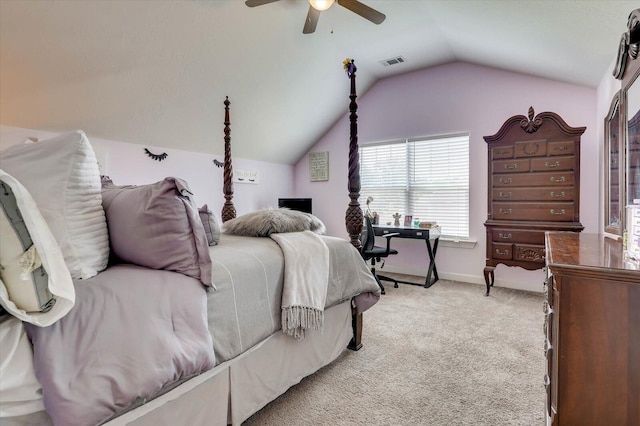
[544,232,640,425]
[482,107,584,295]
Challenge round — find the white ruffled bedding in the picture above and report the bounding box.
[0,317,45,417]
[0,170,75,327]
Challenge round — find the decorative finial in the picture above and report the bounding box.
[613,8,640,79]
[343,58,356,78]
[520,106,543,133]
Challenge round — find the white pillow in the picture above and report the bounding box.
[0,177,54,312]
[0,316,45,417]
[0,170,75,326]
[0,130,109,279]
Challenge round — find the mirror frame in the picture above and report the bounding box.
[604,91,622,235]
[612,8,640,237]
[622,59,640,234]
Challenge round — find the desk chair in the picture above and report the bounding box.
[361,216,398,295]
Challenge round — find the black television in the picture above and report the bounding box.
[278,198,312,214]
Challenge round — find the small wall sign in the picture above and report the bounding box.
[309,151,329,182]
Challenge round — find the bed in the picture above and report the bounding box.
[0,61,376,425]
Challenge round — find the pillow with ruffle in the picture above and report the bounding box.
[0,169,75,326]
[0,130,109,280]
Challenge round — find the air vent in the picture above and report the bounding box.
[379,56,406,67]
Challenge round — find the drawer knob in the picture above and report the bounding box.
[550,209,566,216]
[504,163,518,170]
[550,176,566,183]
[550,191,565,198]
[499,177,512,184]
[545,161,560,168]
[495,249,509,256]
[498,232,512,239]
[499,208,512,215]
[499,191,512,198]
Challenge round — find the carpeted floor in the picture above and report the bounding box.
[243,274,546,426]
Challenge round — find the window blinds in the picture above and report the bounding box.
[360,134,469,239]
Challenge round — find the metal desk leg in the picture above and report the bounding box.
[424,237,439,288]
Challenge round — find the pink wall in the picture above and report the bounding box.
[1,61,604,294]
[294,62,598,293]
[0,126,294,217]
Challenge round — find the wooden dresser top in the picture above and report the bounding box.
[546,232,640,282]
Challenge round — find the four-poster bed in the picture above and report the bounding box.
[0,61,378,426]
[219,59,367,351]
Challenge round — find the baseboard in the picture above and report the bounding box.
[379,265,543,294]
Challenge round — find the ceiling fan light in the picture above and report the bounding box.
[309,0,334,12]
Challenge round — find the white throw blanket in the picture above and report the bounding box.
[269,230,329,340]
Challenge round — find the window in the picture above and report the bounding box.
[359,133,470,239]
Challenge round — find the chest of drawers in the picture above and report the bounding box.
[544,232,640,425]
[482,108,584,295]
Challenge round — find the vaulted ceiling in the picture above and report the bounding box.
[0,1,636,164]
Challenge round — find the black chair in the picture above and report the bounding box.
[361,216,399,295]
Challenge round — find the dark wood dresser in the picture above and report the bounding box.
[544,232,640,425]
[483,107,584,295]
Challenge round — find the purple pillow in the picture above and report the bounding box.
[101,177,213,287]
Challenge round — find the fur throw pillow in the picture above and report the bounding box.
[222,208,326,237]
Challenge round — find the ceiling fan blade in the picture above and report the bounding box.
[245,0,281,7]
[303,6,321,34]
[337,0,385,24]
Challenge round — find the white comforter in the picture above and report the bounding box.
[207,233,381,363]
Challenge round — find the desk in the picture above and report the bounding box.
[373,224,440,288]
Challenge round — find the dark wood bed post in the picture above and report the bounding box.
[344,59,364,352]
[221,96,236,222]
[345,60,363,251]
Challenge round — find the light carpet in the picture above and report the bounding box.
[244,275,545,426]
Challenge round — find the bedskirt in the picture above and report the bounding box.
[1,302,353,426]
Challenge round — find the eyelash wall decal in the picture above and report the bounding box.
[144,148,168,162]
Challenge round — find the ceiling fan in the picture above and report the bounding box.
[245,0,386,34]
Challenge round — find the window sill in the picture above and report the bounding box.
[438,238,477,249]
